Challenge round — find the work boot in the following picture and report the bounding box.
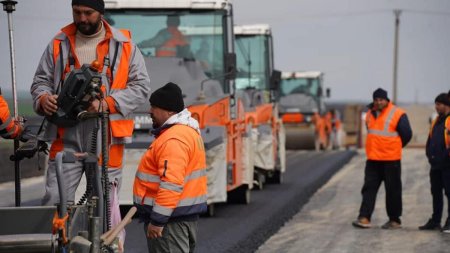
[418,219,441,230]
[441,219,450,233]
[352,217,371,228]
[381,220,402,229]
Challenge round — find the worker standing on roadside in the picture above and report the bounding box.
[30,0,150,249]
[352,88,412,229]
[0,88,23,139]
[133,82,207,253]
[419,93,450,232]
[327,108,342,149]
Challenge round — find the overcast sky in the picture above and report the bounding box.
[1,0,449,103]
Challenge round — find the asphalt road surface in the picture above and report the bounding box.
[124,150,355,253]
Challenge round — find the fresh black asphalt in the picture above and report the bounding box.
[124,150,356,253]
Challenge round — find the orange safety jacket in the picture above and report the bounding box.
[447,117,450,156]
[133,124,207,226]
[47,22,135,168]
[155,27,188,57]
[430,115,450,151]
[0,94,21,139]
[365,102,405,161]
[447,117,450,153]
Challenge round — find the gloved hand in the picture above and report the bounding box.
[14,116,26,142]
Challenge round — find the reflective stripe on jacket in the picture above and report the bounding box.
[133,124,207,226]
[0,95,20,139]
[155,27,188,57]
[31,20,150,167]
[365,102,405,161]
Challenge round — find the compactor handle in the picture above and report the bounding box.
[101,206,137,246]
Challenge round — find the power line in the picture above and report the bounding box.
[403,9,450,16]
[276,9,389,21]
[265,8,450,23]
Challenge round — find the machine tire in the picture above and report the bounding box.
[267,169,283,184]
[228,185,251,204]
[206,204,215,217]
[242,187,251,204]
[255,172,265,190]
[272,170,283,184]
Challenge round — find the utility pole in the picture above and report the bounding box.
[392,9,401,105]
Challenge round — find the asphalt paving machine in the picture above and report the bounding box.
[103,0,253,216]
[234,24,286,188]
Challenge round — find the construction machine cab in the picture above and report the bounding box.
[279,71,326,116]
[105,1,237,124]
[279,71,331,150]
[234,24,275,109]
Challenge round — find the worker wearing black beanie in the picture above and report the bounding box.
[435,93,450,107]
[419,92,450,232]
[32,0,151,250]
[372,88,389,101]
[150,82,185,113]
[72,0,105,14]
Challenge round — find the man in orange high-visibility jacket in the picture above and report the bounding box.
[419,93,450,232]
[30,0,150,249]
[138,15,189,58]
[0,88,23,139]
[133,82,207,253]
[352,88,412,230]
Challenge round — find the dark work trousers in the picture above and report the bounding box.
[144,220,198,253]
[429,167,450,223]
[358,160,402,223]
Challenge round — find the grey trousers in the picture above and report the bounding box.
[144,220,198,253]
[41,159,122,205]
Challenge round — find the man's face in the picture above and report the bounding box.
[150,106,173,129]
[434,102,448,116]
[373,98,389,111]
[73,5,102,35]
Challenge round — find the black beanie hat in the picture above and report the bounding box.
[150,82,184,113]
[435,93,450,106]
[72,0,105,14]
[372,88,389,101]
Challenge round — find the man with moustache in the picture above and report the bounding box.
[352,88,412,229]
[30,0,150,249]
[133,82,207,253]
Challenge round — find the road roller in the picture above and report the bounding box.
[278,71,330,150]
